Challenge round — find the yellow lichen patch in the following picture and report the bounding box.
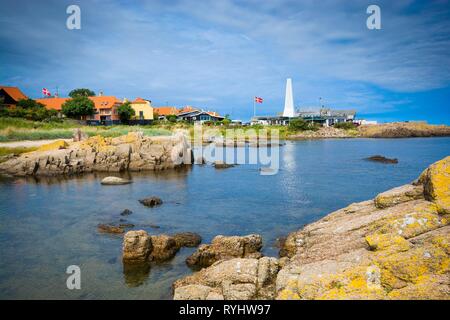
[277,288,300,300]
[369,203,445,239]
[365,233,411,252]
[375,244,449,288]
[36,140,68,152]
[419,156,450,214]
[78,135,115,153]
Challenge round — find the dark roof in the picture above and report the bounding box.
[0,86,28,102]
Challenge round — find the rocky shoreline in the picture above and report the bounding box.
[168,156,449,300]
[0,132,193,176]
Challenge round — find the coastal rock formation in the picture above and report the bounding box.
[0,132,192,176]
[173,257,280,300]
[100,176,132,185]
[276,156,450,300]
[122,230,202,264]
[186,234,263,268]
[173,156,449,300]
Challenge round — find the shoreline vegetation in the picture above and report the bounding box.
[0,117,449,156]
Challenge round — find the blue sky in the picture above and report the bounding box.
[1,0,449,123]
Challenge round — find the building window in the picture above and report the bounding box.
[139,111,144,120]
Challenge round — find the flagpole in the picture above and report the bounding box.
[253,96,255,118]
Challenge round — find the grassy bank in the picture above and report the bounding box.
[0,117,172,142]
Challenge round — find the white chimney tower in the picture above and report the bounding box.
[283,78,295,117]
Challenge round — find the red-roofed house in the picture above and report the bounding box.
[37,96,123,124]
[0,86,28,108]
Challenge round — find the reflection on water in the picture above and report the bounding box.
[0,138,449,299]
[123,262,151,288]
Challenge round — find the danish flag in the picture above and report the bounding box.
[42,88,51,97]
[254,96,263,103]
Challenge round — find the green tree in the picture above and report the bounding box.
[117,102,135,123]
[16,98,45,109]
[68,88,96,98]
[166,114,177,122]
[61,96,95,119]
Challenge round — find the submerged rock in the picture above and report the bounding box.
[101,176,132,185]
[139,197,163,207]
[186,234,263,268]
[120,209,133,216]
[97,223,124,234]
[173,232,202,248]
[365,155,398,164]
[214,161,235,169]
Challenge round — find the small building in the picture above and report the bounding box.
[251,116,290,126]
[298,108,356,127]
[153,106,179,120]
[177,109,224,123]
[130,97,154,122]
[0,86,28,108]
[37,96,123,125]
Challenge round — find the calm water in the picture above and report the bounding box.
[0,138,449,299]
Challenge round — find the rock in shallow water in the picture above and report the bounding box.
[365,155,398,164]
[186,234,263,268]
[101,176,132,185]
[97,223,124,234]
[173,232,202,248]
[120,209,133,216]
[122,230,203,264]
[139,197,163,207]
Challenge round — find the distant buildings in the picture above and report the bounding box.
[298,108,356,126]
[251,78,362,127]
[0,86,28,108]
[36,96,122,124]
[129,98,154,122]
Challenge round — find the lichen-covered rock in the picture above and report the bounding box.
[186,234,263,268]
[419,156,450,214]
[35,140,69,152]
[276,156,450,300]
[374,184,423,209]
[173,257,279,300]
[122,230,152,263]
[0,132,192,176]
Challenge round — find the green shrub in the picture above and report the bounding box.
[334,122,356,130]
[289,118,320,131]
